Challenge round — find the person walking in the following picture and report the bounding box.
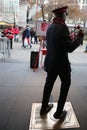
[22,25,32,48]
[30,27,34,43]
[40,5,84,121]
[4,25,14,49]
[33,27,38,44]
[14,25,20,42]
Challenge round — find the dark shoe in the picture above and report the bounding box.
[54,110,67,119]
[50,110,67,122]
[30,45,32,48]
[40,104,53,116]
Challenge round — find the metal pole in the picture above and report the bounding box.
[14,12,16,26]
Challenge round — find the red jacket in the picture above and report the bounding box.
[4,27,14,39]
[14,27,20,35]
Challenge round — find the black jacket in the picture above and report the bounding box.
[22,28,30,39]
[44,22,81,73]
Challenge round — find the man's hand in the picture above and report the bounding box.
[77,29,84,38]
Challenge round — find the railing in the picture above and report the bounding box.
[0,37,11,60]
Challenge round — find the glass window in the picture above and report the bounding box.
[78,0,81,3]
[83,0,85,4]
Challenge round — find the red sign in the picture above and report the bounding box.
[36,21,51,36]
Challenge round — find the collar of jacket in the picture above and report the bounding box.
[53,17,66,25]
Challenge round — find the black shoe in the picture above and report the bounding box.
[53,110,67,119]
[40,104,53,116]
[30,45,32,48]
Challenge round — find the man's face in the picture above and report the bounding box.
[63,12,67,21]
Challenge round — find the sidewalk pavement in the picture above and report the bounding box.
[9,40,87,67]
[0,40,87,130]
[0,40,87,65]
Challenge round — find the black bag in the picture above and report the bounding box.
[30,51,39,69]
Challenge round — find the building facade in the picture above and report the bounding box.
[0,0,28,26]
[0,0,87,27]
[78,0,87,9]
[0,0,19,25]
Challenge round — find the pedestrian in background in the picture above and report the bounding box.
[40,5,84,121]
[30,27,34,44]
[22,25,32,48]
[14,25,20,42]
[33,27,38,44]
[3,24,14,49]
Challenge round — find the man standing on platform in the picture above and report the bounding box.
[40,5,84,121]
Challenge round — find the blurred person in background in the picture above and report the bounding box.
[3,24,14,49]
[22,25,32,48]
[30,27,35,44]
[14,25,20,42]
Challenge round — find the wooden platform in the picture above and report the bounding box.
[29,102,80,130]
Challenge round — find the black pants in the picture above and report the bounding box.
[7,39,13,49]
[34,36,38,44]
[41,70,71,114]
[31,36,33,43]
[10,39,13,49]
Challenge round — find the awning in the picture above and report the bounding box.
[0,21,9,26]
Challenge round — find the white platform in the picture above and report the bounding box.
[29,102,80,130]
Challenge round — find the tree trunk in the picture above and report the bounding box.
[41,5,45,21]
